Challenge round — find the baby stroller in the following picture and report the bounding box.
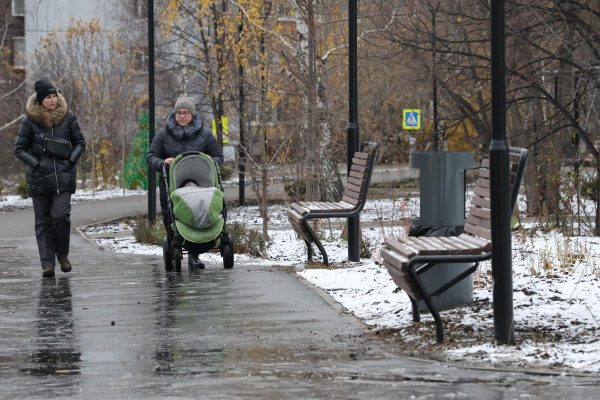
[162,151,234,271]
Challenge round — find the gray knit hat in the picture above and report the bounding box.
[174,96,196,116]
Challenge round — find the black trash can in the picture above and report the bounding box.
[410,151,474,310]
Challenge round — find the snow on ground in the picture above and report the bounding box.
[77,197,600,374]
[0,188,146,212]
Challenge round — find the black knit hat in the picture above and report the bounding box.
[34,80,57,104]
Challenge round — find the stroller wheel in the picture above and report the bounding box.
[163,237,173,272]
[172,248,182,272]
[222,235,234,269]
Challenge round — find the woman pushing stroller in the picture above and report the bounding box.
[147,96,224,268]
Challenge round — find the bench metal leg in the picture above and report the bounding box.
[305,240,313,261]
[303,219,329,265]
[410,298,420,322]
[409,261,444,343]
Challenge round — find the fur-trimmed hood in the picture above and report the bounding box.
[25,93,69,129]
[165,112,203,140]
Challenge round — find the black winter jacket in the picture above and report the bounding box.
[147,112,224,175]
[14,94,86,196]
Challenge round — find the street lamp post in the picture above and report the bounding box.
[490,0,514,344]
[147,0,156,223]
[347,0,360,261]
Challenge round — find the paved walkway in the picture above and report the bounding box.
[0,197,598,399]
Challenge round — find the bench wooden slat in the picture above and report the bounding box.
[468,206,491,221]
[385,237,418,257]
[295,201,354,212]
[474,185,490,199]
[420,236,466,254]
[443,236,485,252]
[349,170,364,180]
[436,237,477,254]
[418,236,453,252]
[398,237,439,255]
[352,157,367,166]
[287,210,313,242]
[290,202,308,215]
[344,181,363,194]
[343,185,362,200]
[471,195,491,209]
[476,177,490,189]
[463,222,492,241]
[465,213,491,230]
[351,164,366,174]
[482,158,489,168]
[316,202,351,211]
[347,176,365,187]
[382,265,421,299]
[305,202,341,211]
[341,194,360,205]
[457,233,490,249]
[354,151,369,160]
[400,236,472,256]
[479,167,490,179]
[287,209,303,224]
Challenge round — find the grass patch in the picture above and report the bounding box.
[133,215,165,246]
[371,178,418,189]
[228,222,267,257]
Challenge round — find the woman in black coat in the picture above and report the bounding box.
[147,96,224,269]
[14,80,86,277]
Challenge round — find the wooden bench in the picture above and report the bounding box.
[287,142,378,265]
[381,147,528,342]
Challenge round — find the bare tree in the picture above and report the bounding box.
[32,19,139,192]
[0,0,26,180]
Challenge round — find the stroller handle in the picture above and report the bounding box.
[178,151,204,158]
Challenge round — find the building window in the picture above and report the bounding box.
[13,36,25,69]
[12,0,25,17]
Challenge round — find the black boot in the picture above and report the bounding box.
[188,253,205,269]
[58,255,72,273]
[42,263,55,278]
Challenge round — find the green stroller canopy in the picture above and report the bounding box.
[169,152,224,243]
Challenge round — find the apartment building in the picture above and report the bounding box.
[25,0,145,60]
[1,0,25,71]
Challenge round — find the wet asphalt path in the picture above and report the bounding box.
[0,196,599,399]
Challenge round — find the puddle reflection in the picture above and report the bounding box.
[152,271,229,375]
[23,277,81,376]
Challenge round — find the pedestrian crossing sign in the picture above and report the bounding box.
[402,109,421,130]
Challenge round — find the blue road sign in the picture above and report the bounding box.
[403,109,421,130]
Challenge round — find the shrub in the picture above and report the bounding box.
[16,180,28,199]
[581,176,599,200]
[360,236,373,259]
[219,163,234,181]
[228,222,267,257]
[124,113,150,190]
[133,215,165,245]
[284,179,306,201]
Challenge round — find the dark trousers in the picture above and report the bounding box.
[32,192,72,268]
